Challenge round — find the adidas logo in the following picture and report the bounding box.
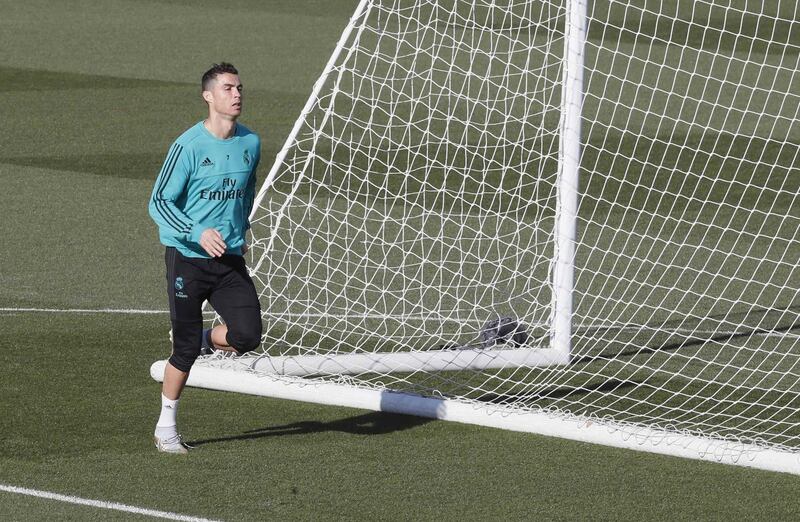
[200,157,214,167]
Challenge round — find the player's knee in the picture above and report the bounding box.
[228,324,262,354]
[168,352,197,373]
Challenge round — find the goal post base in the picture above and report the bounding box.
[150,359,800,476]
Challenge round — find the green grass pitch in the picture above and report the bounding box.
[0,1,798,520]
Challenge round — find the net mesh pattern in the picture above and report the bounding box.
[213,0,800,454]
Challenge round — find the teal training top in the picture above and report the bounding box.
[149,121,260,258]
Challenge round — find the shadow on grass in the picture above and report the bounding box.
[1,153,165,180]
[187,411,433,447]
[476,377,644,405]
[571,303,800,367]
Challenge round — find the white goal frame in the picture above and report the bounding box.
[258,0,581,372]
[150,359,800,475]
[152,0,800,475]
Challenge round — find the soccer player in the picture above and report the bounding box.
[148,62,262,454]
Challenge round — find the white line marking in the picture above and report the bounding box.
[0,307,170,314]
[0,308,792,339]
[0,484,222,521]
[0,307,454,321]
[0,307,218,316]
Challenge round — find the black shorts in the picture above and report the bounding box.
[165,247,262,372]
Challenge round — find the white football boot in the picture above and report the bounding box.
[154,433,191,455]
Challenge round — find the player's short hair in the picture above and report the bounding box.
[201,62,239,91]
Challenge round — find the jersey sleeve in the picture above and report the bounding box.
[148,142,196,240]
[243,152,259,231]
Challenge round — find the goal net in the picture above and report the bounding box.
[152,0,800,473]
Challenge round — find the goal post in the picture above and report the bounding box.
[151,0,800,474]
[551,0,586,361]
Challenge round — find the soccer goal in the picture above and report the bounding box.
[151,0,800,474]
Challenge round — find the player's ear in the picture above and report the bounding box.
[202,90,213,104]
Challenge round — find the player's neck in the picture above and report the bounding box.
[203,115,237,140]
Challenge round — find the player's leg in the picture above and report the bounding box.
[162,362,190,400]
[208,255,262,355]
[155,247,211,454]
[204,323,234,351]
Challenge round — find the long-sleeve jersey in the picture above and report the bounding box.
[149,121,260,258]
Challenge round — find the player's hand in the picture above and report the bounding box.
[199,228,227,257]
[241,242,249,255]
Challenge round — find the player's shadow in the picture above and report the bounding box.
[187,411,432,447]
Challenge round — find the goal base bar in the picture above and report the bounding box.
[150,360,800,475]
[247,346,569,376]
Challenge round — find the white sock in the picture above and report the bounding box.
[155,394,179,437]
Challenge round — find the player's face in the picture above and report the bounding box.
[206,73,243,119]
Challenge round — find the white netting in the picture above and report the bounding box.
[213,0,800,456]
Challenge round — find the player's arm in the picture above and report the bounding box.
[149,143,195,238]
[149,143,226,256]
[240,148,259,255]
[243,150,259,231]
